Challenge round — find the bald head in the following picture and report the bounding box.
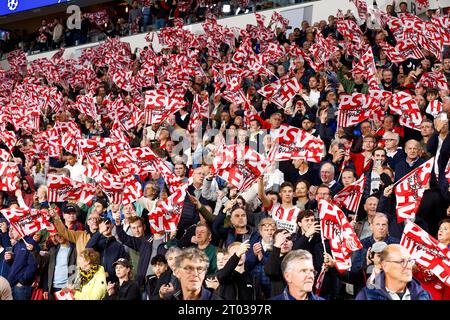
[320,163,335,184]
[404,139,421,161]
[380,244,414,290]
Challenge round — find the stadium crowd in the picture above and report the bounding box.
[0,0,312,57]
[0,0,449,301]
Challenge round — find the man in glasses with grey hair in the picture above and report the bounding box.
[356,244,431,300]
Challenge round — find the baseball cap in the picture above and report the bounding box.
[63,205,78,214]
[371,241,387,253]
[113,258,132,268]
[301,113,315,124]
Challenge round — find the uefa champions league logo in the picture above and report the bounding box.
[7,0,19,11]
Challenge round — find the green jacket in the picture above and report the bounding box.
[337,67,369,94]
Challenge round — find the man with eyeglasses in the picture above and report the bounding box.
[383,131,405,170]
[356,244,431,300]
[271,249,324,300]
[170,248,221,300]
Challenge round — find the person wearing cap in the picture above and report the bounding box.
[62,205,84,231]
[356,244,431,300]
[48,206,101,260]
[366,241,387,286]
[105,258,140,300]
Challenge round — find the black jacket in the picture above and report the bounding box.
[263,246,286,297]
[150,269,181,300]
[116,225,167,287]
[42,243,77,292]
[105,280,141,300]
[216,253,262,300]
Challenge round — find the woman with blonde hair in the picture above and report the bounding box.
[61,248,107,300]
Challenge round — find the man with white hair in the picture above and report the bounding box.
[382,131,405,170]
[270,249,324,300]
[394,139,426,181]
[319,162,342,196]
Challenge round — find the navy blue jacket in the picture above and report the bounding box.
[394,157,426,182]
[355,271,431,300]
[386,148,406,171]
[271,287,324,300]
[116,225,167,287]
[86,232,128,282]
[5,236,38,287]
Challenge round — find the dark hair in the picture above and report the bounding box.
[438,219,450,228]
[151,254,168,266]
[295,179,311,191]
[280,182,294,191]
[129,216,145,227]
[296,209,315,223]
[372,147,386,156]
[342,168,356,178]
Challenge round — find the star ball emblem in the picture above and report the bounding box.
[7,0,19,11]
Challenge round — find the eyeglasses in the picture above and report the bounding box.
[385,258,416,268]
[182,265,207,274]
[298,269,318,276]
[261,223,277,228]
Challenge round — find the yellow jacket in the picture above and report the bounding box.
[53,216,91,259]
[74,266,107,300]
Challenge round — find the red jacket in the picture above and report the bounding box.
[414,267,450,300]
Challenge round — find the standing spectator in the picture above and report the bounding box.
[128,0,143,34]
[4,228,38,300]
[216,241,262,300]
[62,248,107,300]
[152,247,182,300]
[245,218,277,299]
[383,131,406,170]
[86,219,128,283]
[356,244,431,300]
[264,229,294,296]
[192,222,217,275]
[49,208,100,259]
[394,140,426,181]
[105,258,140,300]
[114,215,167,290]
[145,255,168,299]
[42,233,77,300]
[270,250,324,300]
[52,18,64,49]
